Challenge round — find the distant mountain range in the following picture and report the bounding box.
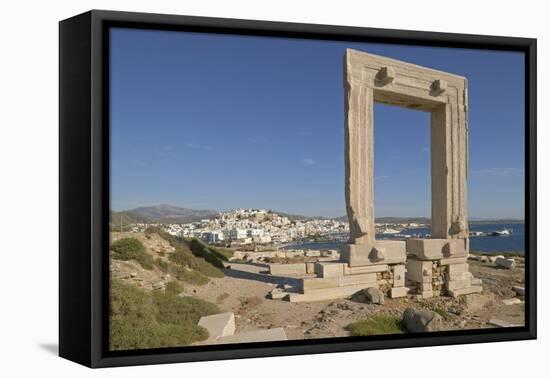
[110,204,523,225]
[111,204,218,224]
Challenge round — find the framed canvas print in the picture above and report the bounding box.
[59,10,536,368]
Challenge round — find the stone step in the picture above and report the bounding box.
[288,283,376,303]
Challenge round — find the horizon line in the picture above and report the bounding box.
[111,204,525,221]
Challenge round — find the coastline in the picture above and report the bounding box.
[284,222,525,255]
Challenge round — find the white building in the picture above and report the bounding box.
[247,228,264,237]
[229,228,248,240]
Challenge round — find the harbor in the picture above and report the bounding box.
[284,222,525,255]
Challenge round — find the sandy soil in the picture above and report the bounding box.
[181,259,526,340]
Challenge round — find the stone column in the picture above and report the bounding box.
[344,76,375,247]
[430,101,469,239]
[430,105,450,239]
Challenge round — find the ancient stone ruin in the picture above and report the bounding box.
[274,49,482,302]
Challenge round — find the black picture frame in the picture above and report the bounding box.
[59,9,537,368]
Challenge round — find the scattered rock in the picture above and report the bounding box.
[351,287,385,304]
[130,272,137,278]
[365,287,385,304]
[268,289,288,300]
[152,281,165,290]
[402,308,443,332]
[495,257,515,269]
[502,298,522,305]
[512,286,525,296]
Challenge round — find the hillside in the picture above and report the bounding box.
[128,204,218,224]
[109,230,235,350]
[110,210,152,225]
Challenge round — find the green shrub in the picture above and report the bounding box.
[146,231,225,279]
[346,315,406,336]
[109,279,218,350]
[153,289,219,325]
[171,265,210,286]
[169,244,224,278]
[188,238,229,268]
[211,246,234,260]
[154,258,169,272]
[111,238,154,270]
[165,281,183,295]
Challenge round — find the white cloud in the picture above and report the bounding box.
[185,142,201,149]
[302,158,316,166]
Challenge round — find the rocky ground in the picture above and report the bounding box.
[110,232,175,290]
[109,232,525,341]
[181,258,526,340]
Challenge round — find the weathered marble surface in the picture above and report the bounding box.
[343,49,469,266]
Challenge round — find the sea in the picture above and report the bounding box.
[284,222,525,255]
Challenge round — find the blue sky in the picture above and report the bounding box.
[110,28,525,219]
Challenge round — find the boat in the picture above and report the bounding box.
[380,228,400,234]
[489,228,513,236]
[469,231,485,237]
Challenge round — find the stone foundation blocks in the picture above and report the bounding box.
[314,261,345,278]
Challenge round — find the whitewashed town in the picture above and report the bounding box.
[122,208,427,248]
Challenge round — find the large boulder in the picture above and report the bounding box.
[352,287,385,304]
[402,308,443,332]
[495,257,515,269]
[513,286,525,296]
[365,287,385,304]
